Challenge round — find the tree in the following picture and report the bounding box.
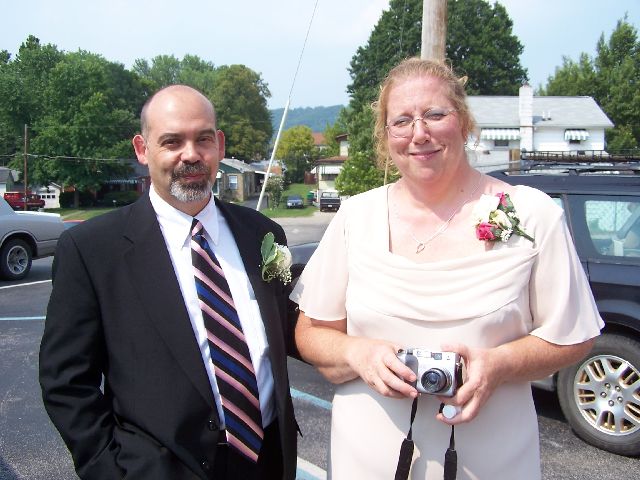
[541,17,640,148]
[275,125,315,183]
[339,0,528,195]
[28,50,143,199]
[0,36,64,158]
[211,64,273,160]
[264,175,284,209]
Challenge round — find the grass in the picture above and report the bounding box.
[47,207,115,221]
[260,183,317,218]
[46,183,318,221]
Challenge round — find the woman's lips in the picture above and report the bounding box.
[410,149,440,160]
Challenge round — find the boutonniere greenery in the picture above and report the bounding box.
[473,192,534,243]
[260,232,292,284]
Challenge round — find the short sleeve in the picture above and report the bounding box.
[528,205,604,344]
[289,205,349,321]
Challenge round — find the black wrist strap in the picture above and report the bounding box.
[395,398,458,480]
[395,396,418,480]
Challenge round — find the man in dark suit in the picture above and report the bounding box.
[39,85,299,479]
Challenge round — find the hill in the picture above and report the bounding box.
[269,105,343,133]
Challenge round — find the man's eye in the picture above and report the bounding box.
[199,136,215,143]
[161,139,179,147]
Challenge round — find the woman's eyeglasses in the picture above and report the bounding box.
[386,108,456,138]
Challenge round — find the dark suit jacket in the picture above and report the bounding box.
[39,194,299,480]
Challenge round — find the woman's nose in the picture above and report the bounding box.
[411,119,431,143]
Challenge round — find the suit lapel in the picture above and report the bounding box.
[122,195,216,410]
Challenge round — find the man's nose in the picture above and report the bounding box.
[181,141,201,162]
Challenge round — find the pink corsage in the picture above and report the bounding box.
[472,192,534,243]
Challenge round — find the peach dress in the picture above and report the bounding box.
[291,184,603,480]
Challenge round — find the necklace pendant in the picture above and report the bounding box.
[415,242,426,254]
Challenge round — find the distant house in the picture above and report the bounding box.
[467,84,614,170]
[310,133,349,194]
[34,183,62,209]
[0,167,17,194]
[312,132,328,153]
[215,158,262,202]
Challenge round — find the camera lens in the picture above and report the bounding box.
[420,368,449,393]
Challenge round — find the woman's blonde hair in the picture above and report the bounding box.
[372,57,477,169]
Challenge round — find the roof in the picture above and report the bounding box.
[316,156,347,165]
[467,96,614,129]
[0,167,13,184]
[219,158,260,173]
[312,132,326,146]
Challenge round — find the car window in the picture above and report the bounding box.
[585,199,640,258]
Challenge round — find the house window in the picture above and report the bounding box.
[494,139,509,147]
[228,175,238,190]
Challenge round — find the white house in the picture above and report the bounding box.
[467,85,614,171]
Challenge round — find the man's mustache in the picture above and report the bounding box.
[172,163,211,179]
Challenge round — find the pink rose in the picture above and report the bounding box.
[496,192,508,207]
[476,222,496,240]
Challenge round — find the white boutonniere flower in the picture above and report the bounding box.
[260,232,292,284]
[473,192,534,243]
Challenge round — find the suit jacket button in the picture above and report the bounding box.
[201,460,211,471]
[208,420,216,431]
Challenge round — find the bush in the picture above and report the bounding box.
[59,191,96,208]
[100,190,141,206]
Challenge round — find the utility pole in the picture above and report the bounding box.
[23,124,28,211]
[421,0,447,62]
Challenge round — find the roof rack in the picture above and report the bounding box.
[500,150,640,175]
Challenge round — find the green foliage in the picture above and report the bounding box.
[0,36,274,194]
[211,65,273,160]
[264,176,284,209]
[59,190,95,208]
[340,0,528,195]
[275,125,316,183]
[540,17,640,148]
[100,190,140,206]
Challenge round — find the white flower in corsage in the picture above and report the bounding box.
[472,192,534,243]
[260,232,292,284]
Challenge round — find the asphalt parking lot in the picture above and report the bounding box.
[1,210,638,479]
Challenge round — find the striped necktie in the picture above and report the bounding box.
[190,219,264,462]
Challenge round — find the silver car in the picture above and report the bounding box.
[0,197,64,280]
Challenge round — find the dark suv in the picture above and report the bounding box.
[490,161,640,456]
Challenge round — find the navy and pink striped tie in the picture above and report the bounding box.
[190,219,264,462]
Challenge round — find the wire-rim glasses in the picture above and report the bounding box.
[386,108,457,138]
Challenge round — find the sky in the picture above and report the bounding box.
[2,1,639,110]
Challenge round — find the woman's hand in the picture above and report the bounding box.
[436,342,504,425]
[436,336,595,425]
[346,338,418,399]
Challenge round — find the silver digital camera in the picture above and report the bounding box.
[397,348,463,397]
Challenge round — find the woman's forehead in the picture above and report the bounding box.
[386,75,451,112]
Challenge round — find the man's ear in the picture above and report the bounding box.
[216,130,226,159]
[132,135,148,165]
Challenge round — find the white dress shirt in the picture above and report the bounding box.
[149,186,275,428]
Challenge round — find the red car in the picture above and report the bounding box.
[3,192,45,211]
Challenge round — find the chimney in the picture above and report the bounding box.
[519,83,533,127]
[519,83,534,152]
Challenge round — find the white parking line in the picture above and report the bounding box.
[0,307,330,479]
[296,458,327,479]
[0,280,51,290]
[0,316,46,321]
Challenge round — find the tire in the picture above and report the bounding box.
[557,333,640,456]
[0,238,32,280]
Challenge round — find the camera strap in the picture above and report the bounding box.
[394,398,457,480]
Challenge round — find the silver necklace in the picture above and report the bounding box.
[393,173,483,254]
